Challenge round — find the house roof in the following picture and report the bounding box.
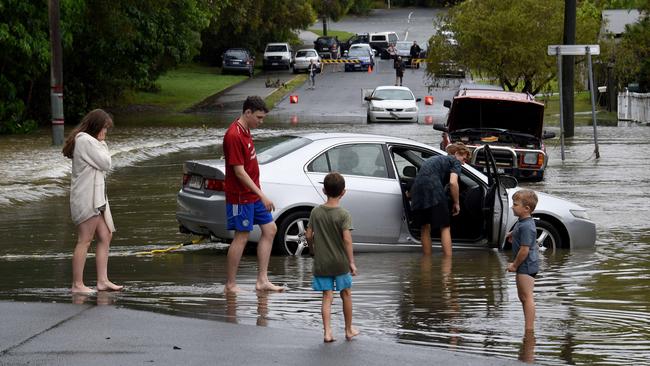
[601,9,642,37]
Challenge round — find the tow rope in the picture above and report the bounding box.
[134,236,208,256]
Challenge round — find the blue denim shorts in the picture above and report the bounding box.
[312,273,352,292]
[226,200,273,232]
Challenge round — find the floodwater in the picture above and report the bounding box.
[1,116,649,365]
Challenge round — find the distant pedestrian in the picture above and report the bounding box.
[62,109,123,294]
[387,43,396,60]
[408,142,471,256]
[306,172,359,342]
[506,189,539,333]
[394,56,405,86]
[308,59,317,89]
[410,41,422,69]
[223,96,284,293]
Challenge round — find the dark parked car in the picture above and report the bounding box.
[221,48,255,77]
[434,88,556,181]
[340,33,370,53]
[313,36,340,59]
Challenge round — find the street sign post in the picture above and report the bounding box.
[547,45,601,160]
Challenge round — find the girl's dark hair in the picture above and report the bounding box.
[62,109,113,159]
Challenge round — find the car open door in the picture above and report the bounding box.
[481,145,509,248]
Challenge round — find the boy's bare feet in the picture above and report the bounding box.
[255,281,285,292]
[96,281,123,291]
[345,327,360,341]
[71,285,95,294]
[224,285,242,294]
[324,330,336,343]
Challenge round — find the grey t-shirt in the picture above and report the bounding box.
[410,155,462,210]
[308,205,353,276]
[512,217,539,274]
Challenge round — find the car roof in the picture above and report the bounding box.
[370,31,397,36]
[296,48,318,53]
[293,132,429,147]
[374,85,413,92]
[224,48,249,52]
[455,89,543,106]
[350,43,371,48]
[266,42,289,46]
[458,83,504,91]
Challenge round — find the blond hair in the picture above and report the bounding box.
[513,189,538,212]
[446,142,471,160]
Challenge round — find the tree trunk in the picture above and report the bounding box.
[562,0,576,138]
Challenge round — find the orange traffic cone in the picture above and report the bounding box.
[368,65,373,74]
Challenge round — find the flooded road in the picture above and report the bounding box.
[1,117,649,365]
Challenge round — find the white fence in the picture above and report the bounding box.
[618,91,650,124]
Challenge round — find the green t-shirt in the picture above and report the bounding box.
[308,205,353,276]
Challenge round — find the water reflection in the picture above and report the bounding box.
[71,290,117,306]
[519,331,536,363]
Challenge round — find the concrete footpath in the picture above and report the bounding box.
[0,301,526,366]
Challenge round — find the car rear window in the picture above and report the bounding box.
[225,50,247,59]
[256,136,312,164]
[315,38,334,46]
[372,35,386,41]
[396,43,410,51]
[296,50,317,57]
[266,45,288,52]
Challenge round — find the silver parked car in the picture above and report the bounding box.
[176,133,596,256]
[365,86,420,123]
[293,48,321,74]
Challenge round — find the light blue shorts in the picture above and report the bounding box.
[312,273,352,292]
[226,200,273,232]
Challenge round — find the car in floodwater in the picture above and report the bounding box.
[365,86,420,123]
[343,47,374,72]
[434,88,556,181]
[176,133,596,256]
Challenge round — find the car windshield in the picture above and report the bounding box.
[315,38,334,46]
[396,43,410,51]
[296,50,316,58]
[225,50,247,59]
[266,45,287,52]
[348,49,367,57]
[256,136,313,164]
[373,89,414,101]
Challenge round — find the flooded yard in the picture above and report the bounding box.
[1,117,649,365]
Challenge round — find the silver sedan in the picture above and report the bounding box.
[176,133,596,255]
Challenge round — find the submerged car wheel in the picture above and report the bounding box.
[536,219,562,252]
[274,210,312,256]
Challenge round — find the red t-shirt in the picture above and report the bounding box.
[223,119,260,204]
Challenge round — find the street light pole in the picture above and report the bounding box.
[48,0,64,145]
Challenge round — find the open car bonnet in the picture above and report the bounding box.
[447,90,545,138]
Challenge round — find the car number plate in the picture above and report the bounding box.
[272,62,278,65]
[188,175,203,189]
[355,64,360,68]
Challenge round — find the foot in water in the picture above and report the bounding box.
[96,281,123,291]
[71,285,96,295]
[255,282,285,292]
[345,327,360,341]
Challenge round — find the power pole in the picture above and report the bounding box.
[49,0,64,145]
[562,0,576,138]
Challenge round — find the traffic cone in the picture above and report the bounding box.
[289,95,298,104]
[368,65,373,74]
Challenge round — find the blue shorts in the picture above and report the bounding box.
[312,273,352,292]
[226,200,273,232]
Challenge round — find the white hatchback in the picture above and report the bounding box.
[293,48,321,73]
[365,86,420,123]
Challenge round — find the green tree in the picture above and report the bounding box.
[427,0,601,94]
[200,0,315,64]
[311,0,354,35]
[612,3,649,91]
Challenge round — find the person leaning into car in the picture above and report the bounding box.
[408,142,471,256]
[223,96,284,293]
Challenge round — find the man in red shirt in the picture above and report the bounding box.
[223,96,283,293]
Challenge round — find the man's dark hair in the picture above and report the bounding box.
[242,96,269,113]
[323,172,345,198]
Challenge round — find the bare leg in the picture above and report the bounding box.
[225,231,249,293]
[255,222,283,291]
[420,224,432,256]
[322,290,335,342]
[71,216,100,293]
[440,225,453,256]
[517,274,536,331]
[341,288,359,340]
[95,214,122,291]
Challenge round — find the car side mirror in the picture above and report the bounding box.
[543,131,556,139]
[433,123,448,132]
[364,96,372,101]
[499,175,518,189]
[403,166,417,178]
[416,98,422,102]
[443,100,452,108]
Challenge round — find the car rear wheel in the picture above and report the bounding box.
[273,210,312,256]
[536,219,562,252]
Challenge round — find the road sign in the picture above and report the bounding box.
[547,45,600,56]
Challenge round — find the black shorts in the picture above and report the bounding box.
[413,201,450,229]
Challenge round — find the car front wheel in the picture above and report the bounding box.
[536,219,563,252]
[273,210,312,256]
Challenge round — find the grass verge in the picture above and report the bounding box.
[541,92,617,126]
[122,64,248,112]
[264,74,309,110]
[309,28,356,40]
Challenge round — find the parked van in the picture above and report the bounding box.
[369,32,399,59]
[263,43,293,70]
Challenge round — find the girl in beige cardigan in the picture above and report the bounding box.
[63,109,122,294]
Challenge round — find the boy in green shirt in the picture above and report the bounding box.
[306,172,359,342]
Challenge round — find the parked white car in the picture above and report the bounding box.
[365,86,420,123]
[293,48,321,74]
[263,42,293,70]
